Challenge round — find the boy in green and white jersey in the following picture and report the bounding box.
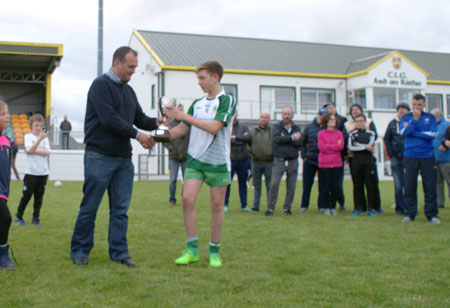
[165,61,236,268]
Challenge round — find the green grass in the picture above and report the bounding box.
[2,180,450,308]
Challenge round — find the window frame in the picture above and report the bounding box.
[221,83,238,101]
[425,93,443,112]
[260,85,297,118]
[300,87,336,114]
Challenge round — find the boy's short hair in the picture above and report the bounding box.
[413,93,426,101]
[354,113,366,121]
[29,113,45,127]
[196,61,223,81]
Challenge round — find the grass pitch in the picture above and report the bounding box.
[2,180,449,308]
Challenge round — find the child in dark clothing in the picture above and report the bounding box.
[347,113,379,217]
[0,99,16,270]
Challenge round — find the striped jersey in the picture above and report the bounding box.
[183,90,236,171]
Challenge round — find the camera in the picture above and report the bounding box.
[42,125,48,132]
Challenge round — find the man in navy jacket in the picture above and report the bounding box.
[71,46,162,267]
[400,94,440,224]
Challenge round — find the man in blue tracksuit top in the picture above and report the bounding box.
[400,94,440,224]
[71,46,162,267]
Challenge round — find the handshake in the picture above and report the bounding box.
[137,132,156,149]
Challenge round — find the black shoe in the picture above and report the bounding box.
[72,256,88,266]
[251,208,259,212]
[339,205,346,211]
[263,210,274,216]
[284,209,293,216]
[438,205,445,209]
[118,257,136,267]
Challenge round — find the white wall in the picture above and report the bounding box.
[135,69,348,123]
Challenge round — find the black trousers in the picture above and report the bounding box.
[16,174,48,219]
[301,160,323,209]
[318,167,343,209]
[403,156,438,220]
[350,161,379,211]
[0,198,12,245]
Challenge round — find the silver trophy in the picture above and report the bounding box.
[153,96,177,142]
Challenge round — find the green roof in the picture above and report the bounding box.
[134,30,450,82]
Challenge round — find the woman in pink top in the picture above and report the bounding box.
[317,113,344,215]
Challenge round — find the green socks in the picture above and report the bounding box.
[187,236,199,256]
[209,241,220,255]
[186,238,221,257]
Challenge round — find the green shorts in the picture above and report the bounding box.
[184,167,231,186]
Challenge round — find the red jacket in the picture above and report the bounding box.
[318,129,344,168]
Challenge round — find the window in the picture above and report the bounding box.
[373,88,420,110]
[300,88,334,113]
[447,95,450,118]
[222,84,238,100]
[398,89,416,105]
[348,89,366,110]
[426,94,443,112]
[374,88,396,109]
[260,87,296,115]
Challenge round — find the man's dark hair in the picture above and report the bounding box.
[354,113,366,120]
[320,113,340,129]
[112,46,138,65]
[413,94,426,101]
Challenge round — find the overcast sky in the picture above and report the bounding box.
[2,0,450,131]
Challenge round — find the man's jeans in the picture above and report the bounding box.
[403,156,438,220]
[251,161,273,210]
[390,157,405,214]
[169,159,187,204]
[436,161,450,207]
[267,157,299,211]
[70,150,134,261]
[225,159,251,208]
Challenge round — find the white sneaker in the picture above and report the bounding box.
[431,217,441,224]
[330,209,338,216]
[401,216,411,223]
[324,209,331,216]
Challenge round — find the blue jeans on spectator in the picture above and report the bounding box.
[390,157,405,214]
[251,161,273,210]
[169,159,187,205]
[403,156,438,220]
[70,150,134,262]
[301,159,323,209]
[225,159,251,209]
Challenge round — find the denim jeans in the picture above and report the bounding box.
[403,156,438,220]
[390,157,405,213]
[251,161,273,210]
[169,160,187,204]
[225,159,251,208]
[70,150,134,261]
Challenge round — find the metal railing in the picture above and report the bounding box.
[15,129,85,150]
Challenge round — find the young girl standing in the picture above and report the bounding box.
[0,99,16,270]
[318,113,345,215]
